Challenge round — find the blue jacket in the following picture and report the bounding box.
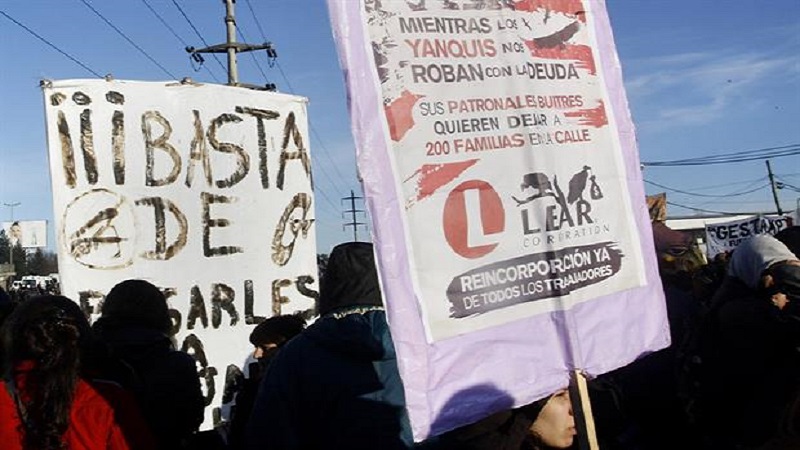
[244,308,413,450]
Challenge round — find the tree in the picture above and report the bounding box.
[25,248,58,275]
[28,248,47,275]
[11,242,27,276]
[0,230,9,264]
[42,251,58,275]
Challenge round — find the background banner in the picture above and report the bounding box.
[328,0,669,440]
[42,79,318,429]
[2,220,47,248]
[705,214,792,259]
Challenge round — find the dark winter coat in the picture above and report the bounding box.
[100,327,205,450]
[697,277,800,448]
[244,308,413,450]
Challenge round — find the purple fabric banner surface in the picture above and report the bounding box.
[327,0,669,441]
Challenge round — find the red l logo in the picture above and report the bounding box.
[443,180,505,259]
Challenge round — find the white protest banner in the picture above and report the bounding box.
[42,79,318,429]
[2,220,47,248]
[705,215,792,259]
[329,0,668,439]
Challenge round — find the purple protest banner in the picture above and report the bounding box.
[327,0,669,441]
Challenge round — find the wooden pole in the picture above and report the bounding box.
[569,370,600,450]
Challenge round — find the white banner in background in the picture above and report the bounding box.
[2,220,47,248]
[705,215,792,259]
[43,79,318,429]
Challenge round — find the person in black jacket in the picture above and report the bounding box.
[696,235,800,449]
[244,242,413,450]
[227,314,305,450]
[94,279,205,450]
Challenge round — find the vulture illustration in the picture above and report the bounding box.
[567,166,592,204]
[520,172,553,196]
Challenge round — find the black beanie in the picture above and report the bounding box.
[249,314,306,347]
[318,242,384,316]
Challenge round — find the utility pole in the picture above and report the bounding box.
[188,0,277,90]
[3,201,20,266]
[766,160,783,215]
[342,190,366,242]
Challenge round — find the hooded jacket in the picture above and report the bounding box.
[245,242,412,450]
[697,236,800,448]
[98,327,204,450]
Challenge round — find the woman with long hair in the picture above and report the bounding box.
[0,295,151,450]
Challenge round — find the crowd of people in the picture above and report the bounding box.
[0,226,798,450]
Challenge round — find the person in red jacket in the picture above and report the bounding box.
[0,295,154,450]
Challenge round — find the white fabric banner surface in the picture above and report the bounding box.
[42,79,318,429]
[328,0,669,439]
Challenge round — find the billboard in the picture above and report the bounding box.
[2,220,47,248]
[42,79,318,428]
[329,0,668,439]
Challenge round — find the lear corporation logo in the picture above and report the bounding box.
[441,167,608,259]
[513,166,606,247]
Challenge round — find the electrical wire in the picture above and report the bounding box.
[169,0,227,76]
[665,201,740,215]
[78,0,177,79]
[689,177,771,210]
[777,180,800,193]
[682,177,774,191]
[0,10,102,78]
[235,27,273,85]
[138,0,221,83]
[312,174,345,215]
[243,0,268,42]
[241,0,352,200]
[275,61,296,93]
[644,179,769,198]
[643,144,800,167]
[274,61,351,197]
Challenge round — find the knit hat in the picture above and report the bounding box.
[318,242,384,316]
[249,314,306,347]
[100,279,172,334]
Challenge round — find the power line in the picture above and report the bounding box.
[644,179,769,198]
[240,2,352,196]
[777,180,800,193]
[313,177,343,215]
[685,177,774,191]
[666,201,740,216]
[169,0,227,76]
[138,0,221,83]
[79,0,176,79]
[0,10,102,78]
[242,0,268,42]
[273,61,350,196]
[235,27,272,85]
[689,177,769,210]
[140,0,187,46]
[310,127,352,194]
[643,143,800,167]
[275,61,296,93]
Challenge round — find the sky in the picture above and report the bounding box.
[1,0,799,255]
